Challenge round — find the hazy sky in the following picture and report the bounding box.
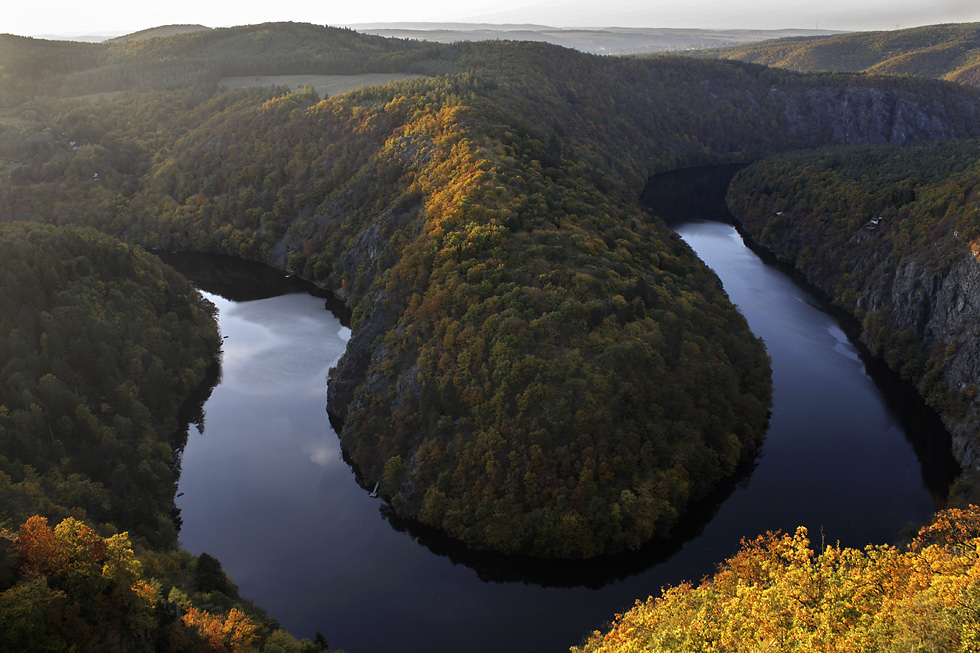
[7,0,980,38]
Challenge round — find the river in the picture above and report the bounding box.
[167,198,958,652]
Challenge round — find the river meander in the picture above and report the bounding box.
[168,211,958,652]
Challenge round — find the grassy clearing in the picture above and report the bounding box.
[0,109,26,125]
[0,92,124,123]
[218,73,426,98]
[65,91,127,104]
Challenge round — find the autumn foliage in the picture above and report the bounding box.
[181,607,259,652]
[2,516,166,650]
[0,225,321,649]
[0,515,301,652]
[574,505,980,653]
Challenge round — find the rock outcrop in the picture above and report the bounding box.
[769,86,968,146]
[860,252,980,471]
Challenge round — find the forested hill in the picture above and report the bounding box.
[0,22,423,105]
[107,24,211,43]
[705,22,980,86]
[2,24,980,559]
[0,223,318,650]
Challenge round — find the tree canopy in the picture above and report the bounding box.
[0,222,331,650]
[573,505,980,653]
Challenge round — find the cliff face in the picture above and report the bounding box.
[768,86,969,146]
[727,143,980,481]
[326,199,423,426]
[867,252,980,471]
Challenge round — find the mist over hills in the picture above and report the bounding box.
[349,24,841,55]
[22,22,838,56]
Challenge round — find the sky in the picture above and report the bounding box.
[6,0,980,39]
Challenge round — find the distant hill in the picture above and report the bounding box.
[107,24,211,43]
[0,22,423,106]
[706,22,980,86]
[351,23,841,56]
[0,34,101,82]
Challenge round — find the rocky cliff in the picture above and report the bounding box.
[727,143,980,485]
[768,86,970,146]
[862,250,980,471]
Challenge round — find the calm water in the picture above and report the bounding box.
[172,218,955,652]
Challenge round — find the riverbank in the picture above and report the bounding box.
[726,145,980,504]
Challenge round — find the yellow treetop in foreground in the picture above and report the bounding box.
[574,505,980,653]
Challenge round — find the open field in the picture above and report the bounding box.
[218,73,426,98]
[0,109,26,125]
[66,91,127,104]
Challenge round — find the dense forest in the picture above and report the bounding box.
[0,223,217,544]
[0,223,329,650]
[3,19,980,650]
[706,22,980,86]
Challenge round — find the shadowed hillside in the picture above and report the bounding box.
[727,139,980,492]
[0,22,423,106]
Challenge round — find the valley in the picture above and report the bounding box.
[1,18,980,651]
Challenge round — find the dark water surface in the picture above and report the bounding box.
[171,214,955,652]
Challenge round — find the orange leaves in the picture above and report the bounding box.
[16,516,158,605]
[17,516,63,577]
[17,516,109,586]
[182,607,258,652]
[913,504,980,550]
[14,516,262,651]
[7,515,169,648]
[412,288,451,323]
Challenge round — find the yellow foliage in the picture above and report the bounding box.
[574,506,980,653]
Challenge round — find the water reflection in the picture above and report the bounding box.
[374,447,760,589]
